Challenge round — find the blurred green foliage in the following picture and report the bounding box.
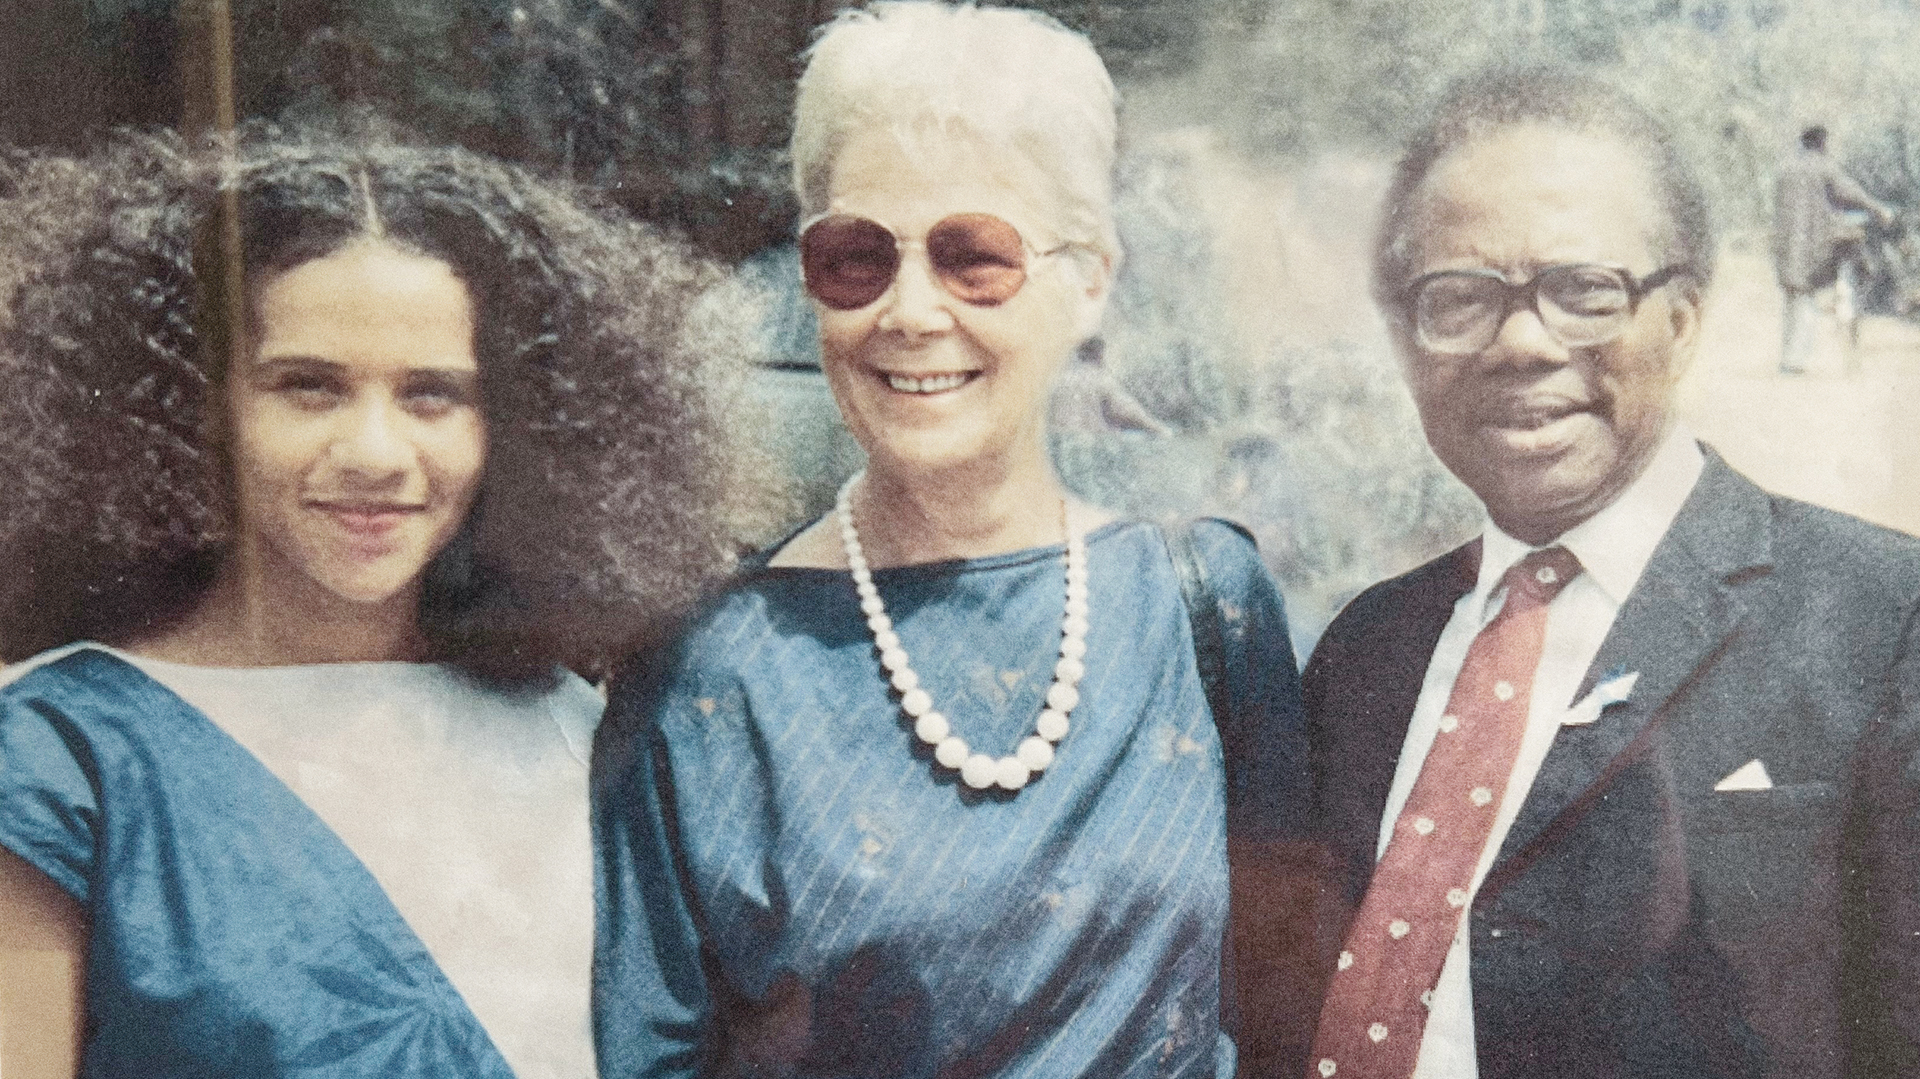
[17,0,1920,643]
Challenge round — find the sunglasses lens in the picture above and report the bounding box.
[801,216,900,310]
[926,213,1028,306]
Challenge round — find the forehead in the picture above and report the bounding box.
[825,124,1055,238]
[252,240,476,367]
[1403,123,1667,275]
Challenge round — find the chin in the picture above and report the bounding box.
[1482,477,1609,542]
[322,580,419,608]
[864,428,1004,480]
[307,556,429,608]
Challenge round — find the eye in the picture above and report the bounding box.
[927,217,1025,293]
[1543,267,1630,316]
[265,368,347,411]
[828,249,895,286]
[1414,275,1502,334]
[400,372,477,418]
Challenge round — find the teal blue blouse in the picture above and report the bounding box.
[594,520,1309,1078]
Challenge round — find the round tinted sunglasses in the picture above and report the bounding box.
[799,212,1067,311]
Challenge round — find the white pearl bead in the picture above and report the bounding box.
[994,757,1031,790]
[1016,736,1054,771]
[915,712,949,745]
[961,753,998,789]
[838,471,1090,799]
[1045,682,1080,712]
[934,737,970,768]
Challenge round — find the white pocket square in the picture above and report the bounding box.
[1562,670,1640,727]
[1713,759,1773,792]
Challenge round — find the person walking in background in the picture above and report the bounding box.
[1295,69,1920,1079]
[1773,124,1894,373]
[0,127,744,1078]
[591,4,1311,1076]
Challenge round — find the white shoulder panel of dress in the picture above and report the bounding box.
[86,646,602,1079]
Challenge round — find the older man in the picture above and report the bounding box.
[1298,70,1920,1079]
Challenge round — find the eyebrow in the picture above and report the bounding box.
[247,355,480,376]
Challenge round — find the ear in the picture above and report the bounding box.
[1066,249,1115,344]
[1664,278,1704,376]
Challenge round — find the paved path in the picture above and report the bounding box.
[1682,243,1920,536]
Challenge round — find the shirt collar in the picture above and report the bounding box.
[1473,425,1704,611]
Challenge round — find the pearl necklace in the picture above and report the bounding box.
[836,473,1088,792]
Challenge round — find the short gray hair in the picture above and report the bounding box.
[791,1,1119,262]
[1373,66,1715,309]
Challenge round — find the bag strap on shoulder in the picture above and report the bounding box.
[1161,519,1231,727]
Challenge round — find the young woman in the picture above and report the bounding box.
[593,5,1312,1076]
[0,128,743,1078]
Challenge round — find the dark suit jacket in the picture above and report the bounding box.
[1297,450,1920,1079]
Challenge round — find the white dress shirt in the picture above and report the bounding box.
[1379,427,1705,1079]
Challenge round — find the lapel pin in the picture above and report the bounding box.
[1562,667,1640,727]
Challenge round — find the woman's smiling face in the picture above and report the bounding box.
[227,239,487,612]
[811,127,1109,483]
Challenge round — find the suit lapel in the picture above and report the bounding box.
[1319,541,1480,892]
[1483,451,1774,892]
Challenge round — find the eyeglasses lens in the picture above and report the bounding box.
[1414,266,1637,353]
[926,213,1028,306]
[801,216,900,311]
[1413,276,1503,352]
[800,213,1031,310]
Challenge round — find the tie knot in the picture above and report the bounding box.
[1502,545,1581,606]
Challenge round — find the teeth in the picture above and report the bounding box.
[887,372,970,394]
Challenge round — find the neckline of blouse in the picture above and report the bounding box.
[749,518,1139,582]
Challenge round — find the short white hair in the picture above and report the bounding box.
[791,1,1120,262]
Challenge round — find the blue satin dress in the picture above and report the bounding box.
[594,520,1310,1079]
[0,649,523,1078]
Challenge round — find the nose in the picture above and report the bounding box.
[874,248,957,337]
[327,397,415,483]
[1483,300,1570,367]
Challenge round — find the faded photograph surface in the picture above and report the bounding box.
[3,0,1918,652]
[2,1,1918,1078]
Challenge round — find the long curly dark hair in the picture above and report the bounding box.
[0,125,748,683]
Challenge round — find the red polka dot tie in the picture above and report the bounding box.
[1309,546,1581,1079]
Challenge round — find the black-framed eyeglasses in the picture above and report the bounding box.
[1403,263,1689,355]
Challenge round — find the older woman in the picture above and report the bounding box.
[593,5,1309,1076]
[0,129,741,1078]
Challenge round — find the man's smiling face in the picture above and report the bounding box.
[1393,121,1701,544]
